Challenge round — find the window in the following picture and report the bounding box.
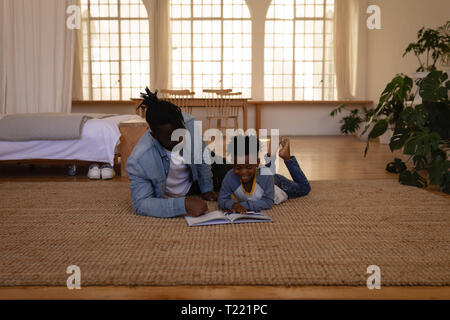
[80,0,150,100]
[264,0,336,100]
[170,0,251,97]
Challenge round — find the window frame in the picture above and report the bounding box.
[170,0,252,97]
[76,0,340,102]
[80,0,150,101]
[264,0,336,101]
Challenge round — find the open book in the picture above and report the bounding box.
[184,210,273,227]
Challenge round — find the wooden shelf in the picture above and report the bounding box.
[248,100,373,105]
[72,100,135,105]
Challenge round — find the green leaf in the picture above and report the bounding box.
[428,155,450,185]
[440,172,450,194]
[378,75,407,106]
[412,155,428,170]
[392,75,411,102]
[413,104,429,127]
[368,119,388,139]
[404,76,414,93]
[399,170,428,188]
[400,106,413,120]
[402,130,441,156]
[403,138,416,155]
[339,111,363,134]
[419,71,448,101]
[330,103,347,117]
[424,101,450,140]
[400,104,428,128]
[437,86,448,100]
[389,130,410,151]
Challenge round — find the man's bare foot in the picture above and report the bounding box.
[278,138,291,161]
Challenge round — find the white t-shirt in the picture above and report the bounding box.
[164,149,193,198]
[274,185,288,204]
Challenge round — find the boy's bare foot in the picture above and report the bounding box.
[278,137,291,161]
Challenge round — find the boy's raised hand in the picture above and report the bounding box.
[185,197,208,217]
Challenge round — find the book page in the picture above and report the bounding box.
[184,210,230,226]
[227,212,272,223]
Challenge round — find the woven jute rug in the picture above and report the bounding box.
[0,179,449,287]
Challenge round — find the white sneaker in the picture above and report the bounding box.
[87,164,101,180]
[100,164,115,180]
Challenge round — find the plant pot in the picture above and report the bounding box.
[412,72,430,79]
[355,121,374,142]
[379,127,394,144]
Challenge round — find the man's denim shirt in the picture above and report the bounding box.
[126,113,213,218]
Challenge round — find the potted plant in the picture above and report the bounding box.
[403,21,450,74]
[437,21,450,70]
[404,21,450,107]
[363,21,450,194]
[330,105,375,141]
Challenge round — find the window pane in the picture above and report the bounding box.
[82,0,150,100]
[264,0,335,100]
[170,0,251,96]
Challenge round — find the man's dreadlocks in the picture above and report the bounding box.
[137,87,185,132]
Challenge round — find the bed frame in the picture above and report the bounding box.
[0,155,121,175]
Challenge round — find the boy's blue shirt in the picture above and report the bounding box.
[218,167,274,211]
[126,112,213,218]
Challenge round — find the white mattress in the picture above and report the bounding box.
[0,114,143,166]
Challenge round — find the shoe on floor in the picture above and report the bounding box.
[67,165,77,176]
[87,164,101,180]
[100,164,115,180]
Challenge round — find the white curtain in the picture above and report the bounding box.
[2,0,75,114]
[72,0,83,101]
[333,0,359,100]
[0,0,6,114]
[147,0,171,91]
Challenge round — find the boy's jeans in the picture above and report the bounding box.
[272,156,311,198]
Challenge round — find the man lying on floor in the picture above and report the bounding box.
[126,87,231,218]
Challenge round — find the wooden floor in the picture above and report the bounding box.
[0,136,448,299]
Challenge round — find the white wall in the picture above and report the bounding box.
[72,101,256,130]
[72,103,135,115]
[73,101,340,135]
[0,0,6,114]
[366,0,450,104]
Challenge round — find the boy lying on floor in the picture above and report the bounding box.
[218,135,311,213]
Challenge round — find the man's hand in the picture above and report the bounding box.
[201,191,218,201]
[185,197,208,217]
[230,202,247,214]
